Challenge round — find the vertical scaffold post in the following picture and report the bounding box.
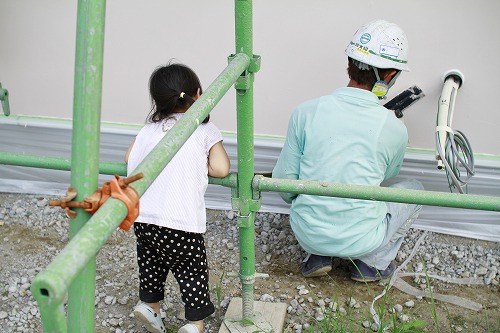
[68,0,106,331]
[0,83,10,116]
[234,0,257,320]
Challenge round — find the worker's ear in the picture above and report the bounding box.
[382,69,398,83]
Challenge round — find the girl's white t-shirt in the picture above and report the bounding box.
[127,113,223,233]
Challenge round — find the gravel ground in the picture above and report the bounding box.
[0,192,499,333]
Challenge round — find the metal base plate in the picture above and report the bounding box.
[218,297,287,333]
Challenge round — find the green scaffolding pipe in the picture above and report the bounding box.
[3,149,499,213]
[66,0,107,331]
[28,0,106,331]
[253,175,500,212]
[30,53,250,333]
[0,151,238,188]
[234,0,257,321]
[0,83,10,116]
[0,152,127,176]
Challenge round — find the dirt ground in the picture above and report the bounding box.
[1,197,499,333]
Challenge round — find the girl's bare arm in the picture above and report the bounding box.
[208,141,230,178]
[124,139,135,164]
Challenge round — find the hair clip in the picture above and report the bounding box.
[179,92,185,99]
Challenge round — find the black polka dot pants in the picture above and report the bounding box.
[134,222,215,321]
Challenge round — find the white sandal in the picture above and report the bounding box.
[178,323,200,333]
[133,303,166,333]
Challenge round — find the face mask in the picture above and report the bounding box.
[371,69,401,100]
[372,80,389,99]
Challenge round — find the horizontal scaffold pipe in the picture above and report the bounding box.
[28,53,251,308]
[2,151,500,212]
[0,152,127,176]
[253,175,500,212]
[1,151,499,212]
[0,152,237,188]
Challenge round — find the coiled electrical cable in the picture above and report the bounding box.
[435,82,475,194]
[436,129,475,194]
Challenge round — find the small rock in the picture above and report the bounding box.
[476,267,488,276]
[109,318,119,326]
[404,300,415,308]
[226,211,235,220]
[298,289,309,295]
[104,296,115,305]
[399,314,410,322]
[118,296,129,305]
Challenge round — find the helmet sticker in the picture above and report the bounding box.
[349,41,369,54]
[360,33,371,44]
[380,45,399,58]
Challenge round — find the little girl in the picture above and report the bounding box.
[125,62,230,333]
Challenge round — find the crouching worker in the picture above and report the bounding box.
[272,20,423,282]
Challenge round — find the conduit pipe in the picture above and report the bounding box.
[436,69,464,169]
[436,69,474,193]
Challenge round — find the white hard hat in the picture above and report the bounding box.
[345,20,410,71]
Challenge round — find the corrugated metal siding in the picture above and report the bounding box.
[1,119,499,242]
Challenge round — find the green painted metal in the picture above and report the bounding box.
[0,152,127,176]
[29,54,250,333]
[209,172,238,188]
[2,148,499,212]
[29,0,107,332]
[253,175,500,212]
[0,151,240,187]
[233,0,259,321]
[67,0,107,331]
[0,83,10,116]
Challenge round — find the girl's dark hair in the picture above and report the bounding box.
[147,61,209,123]
[347,57,394,87]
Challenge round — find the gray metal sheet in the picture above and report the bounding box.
[1,119,499,242]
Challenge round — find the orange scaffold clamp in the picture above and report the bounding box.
[49,173,143,231]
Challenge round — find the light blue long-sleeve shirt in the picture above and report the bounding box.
[272,87,408,258]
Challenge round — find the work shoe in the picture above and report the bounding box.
[133,303,166,333]
[301,254,332,277]
[350,259,395,282]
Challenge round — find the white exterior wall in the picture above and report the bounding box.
[1,0,499,155]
